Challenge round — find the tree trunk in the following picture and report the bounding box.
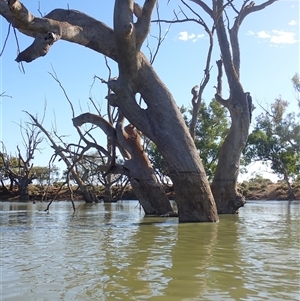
[73,112,174,215]
[81,186,96,203]
[103,175,114,203]
[130,178,172,215]
[211,92,249,213]
[111,1,219,222]
[18,179,30,201]
[283,172,296,200]
[120,124,173,215]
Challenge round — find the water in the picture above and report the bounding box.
[1,200,299,301]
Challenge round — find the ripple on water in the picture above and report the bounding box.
[1,200,299,301]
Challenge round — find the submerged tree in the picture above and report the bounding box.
[0,0,218,222]
[186,0,277,213]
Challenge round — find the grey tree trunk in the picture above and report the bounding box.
[211,94,249,213]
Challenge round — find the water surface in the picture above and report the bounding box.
[1,200,299,301]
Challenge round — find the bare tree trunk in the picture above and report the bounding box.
[283,171,296,200]
[121,123,174,215]
[211,99,248,213]
[103,174,113,203]
[18,178,30,201]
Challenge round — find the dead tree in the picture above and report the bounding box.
[0,122,43,200]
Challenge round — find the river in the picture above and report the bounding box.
[1,200,299,301]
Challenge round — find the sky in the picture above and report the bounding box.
[0,0,299,181]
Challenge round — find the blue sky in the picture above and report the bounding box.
[0,0,299,180]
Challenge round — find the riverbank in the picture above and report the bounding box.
[1,179,300,202]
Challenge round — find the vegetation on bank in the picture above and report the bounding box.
[1,177,299,202]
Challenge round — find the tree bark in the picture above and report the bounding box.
[210,97,248,213]
[18,178,30,201]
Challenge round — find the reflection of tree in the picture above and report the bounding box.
[161,222,219,300]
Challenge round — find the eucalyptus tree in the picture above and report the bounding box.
[184,0,277,213]
[0,152,17,192]
[0,0,218,222]
[31,165,60,186]
[72,112,173,215]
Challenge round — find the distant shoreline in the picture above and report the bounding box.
[1,181,299,202]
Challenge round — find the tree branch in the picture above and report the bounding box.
[0,0,117,62]
[188,0,213,18]
[135,0,157,50]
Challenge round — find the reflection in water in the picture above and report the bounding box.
[1,200,299,301]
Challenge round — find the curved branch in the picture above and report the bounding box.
[0,0,117,62]
[230,0,277,74]
[73,113,115,138]
[72,112,130,160]
[188,0,213,18]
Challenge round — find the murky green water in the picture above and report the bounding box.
[1,200,299,301]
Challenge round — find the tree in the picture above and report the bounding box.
[0,152,17,192]
[1,0,218,222]
[32,165,60,186]
[147,98,229,184]
[0,122,43,200]
[186,0,277,213]
[243,97,300,199]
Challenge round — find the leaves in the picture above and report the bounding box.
[243,96,300,181]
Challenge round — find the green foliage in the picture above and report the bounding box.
[292,73,300,107]
[31,165,60,186]
[146,141,170,184]
[191,99,229,179]
[146,99,229,181]
[243,96,300,181]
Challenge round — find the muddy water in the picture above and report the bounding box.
[1,200,299,301]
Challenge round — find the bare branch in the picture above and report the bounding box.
[188,0,213,18]
[135,0,157,50]
[0,1,117,62]
[0,22,11,57]
[214,59,228,107]
[48,66,75,118]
